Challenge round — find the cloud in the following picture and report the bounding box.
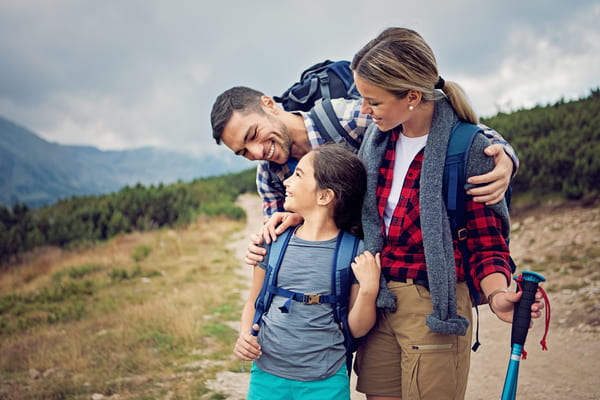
[451,3,600,116]
[0,1,597,156]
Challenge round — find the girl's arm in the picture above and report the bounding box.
[347,251,381,338]
[233,265,266,361]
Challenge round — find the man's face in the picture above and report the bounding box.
[220,109,292,165]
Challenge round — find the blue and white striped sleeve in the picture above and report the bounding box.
[256,161,286,219]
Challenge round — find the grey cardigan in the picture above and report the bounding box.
[361,98,510,335]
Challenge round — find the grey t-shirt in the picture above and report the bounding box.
[254,231,364,381]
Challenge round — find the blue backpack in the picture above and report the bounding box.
[444,121,516,351]
[251,227,361,376]
[274,60,360,112]
[275,60,363,154]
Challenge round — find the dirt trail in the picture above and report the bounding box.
[209,194,600,400]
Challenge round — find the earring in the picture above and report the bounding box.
[409,105,414,111]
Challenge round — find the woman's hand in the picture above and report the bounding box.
[490,289,545,325]
[467,144,513,205]
[233,324,262,361]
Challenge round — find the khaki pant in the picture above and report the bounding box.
[354,281,473,400]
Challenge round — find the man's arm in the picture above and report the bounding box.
[479,124,519,176]
[256,161,287,219]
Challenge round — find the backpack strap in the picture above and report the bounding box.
[332,230,360,376]
[251,227,294,336]
[311,99,362,150]
[444,121,483,351]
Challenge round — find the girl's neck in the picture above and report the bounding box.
[295,216,339,241]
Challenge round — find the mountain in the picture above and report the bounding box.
[0,116,253,208]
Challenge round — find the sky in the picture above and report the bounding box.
[0,0,598,158]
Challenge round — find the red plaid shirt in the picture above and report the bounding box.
[377,128,511,291]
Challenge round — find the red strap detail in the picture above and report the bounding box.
[539,285,551,351]
[514,274,551,353]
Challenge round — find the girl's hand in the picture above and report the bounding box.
[351,251,381,295]
[233,324,262,361]
[467,144,513,205]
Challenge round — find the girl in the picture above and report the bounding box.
[233,144,380,400]
[351,27,544,400]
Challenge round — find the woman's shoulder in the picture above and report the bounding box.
[465,131,494,176]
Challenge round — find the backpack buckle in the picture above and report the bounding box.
[303,294,322,305]
[457,228,468,241]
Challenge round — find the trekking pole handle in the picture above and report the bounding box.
[511,271,545,346]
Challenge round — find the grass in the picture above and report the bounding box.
[0,215,247,400]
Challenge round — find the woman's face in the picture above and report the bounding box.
[354,73,411,132]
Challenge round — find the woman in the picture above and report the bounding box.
[351,27,543,400]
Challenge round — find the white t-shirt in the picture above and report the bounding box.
[383,133,428,234]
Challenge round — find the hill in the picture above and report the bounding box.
[0,116,252,208]
[1,194,598,399]
[481,88,600,200]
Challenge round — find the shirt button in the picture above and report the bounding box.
[400,195,405,200]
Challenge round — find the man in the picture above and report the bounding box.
[211,86,518,220]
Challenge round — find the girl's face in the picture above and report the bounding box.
[283,152,321,215]
[354,73,411,132]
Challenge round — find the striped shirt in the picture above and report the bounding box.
[257,99,519,219]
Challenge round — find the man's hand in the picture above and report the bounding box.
[244,233,266,266]
[244,212,304,266]
[467,144,513,205]
[261,212,304,244]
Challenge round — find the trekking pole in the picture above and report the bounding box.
[500,271,547,400]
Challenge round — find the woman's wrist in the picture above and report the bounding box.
[487,288,508,314]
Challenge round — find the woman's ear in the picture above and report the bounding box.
[407,90,422,108]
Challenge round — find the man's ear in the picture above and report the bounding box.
[261,96,279,114]
[317,188,335,206]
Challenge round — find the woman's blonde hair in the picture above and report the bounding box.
[351,27,478,124]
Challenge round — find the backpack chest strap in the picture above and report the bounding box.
[270,285,342,313]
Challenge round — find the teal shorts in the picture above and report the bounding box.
[247,363,350,400]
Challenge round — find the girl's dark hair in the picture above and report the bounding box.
[311,144,367,237]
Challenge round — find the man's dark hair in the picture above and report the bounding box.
[210,86,265,144]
